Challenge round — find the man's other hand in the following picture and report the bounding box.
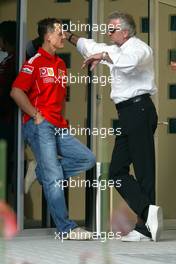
[34,112,45,125]
[82,53,103,71]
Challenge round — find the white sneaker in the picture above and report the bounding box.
[121,230,151,242]
[145,205,163,242]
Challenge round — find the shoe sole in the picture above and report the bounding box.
[152,207,163,242]
[121,238,151,242]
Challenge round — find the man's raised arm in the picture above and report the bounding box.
[65,31,113,69]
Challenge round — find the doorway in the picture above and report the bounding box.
[150,0,176,228]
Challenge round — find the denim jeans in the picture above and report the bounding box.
[22,119,96,233]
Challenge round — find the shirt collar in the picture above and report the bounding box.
[38,47,57,62]
[120,36,136,50]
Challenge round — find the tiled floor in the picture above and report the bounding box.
[1,230,176,264]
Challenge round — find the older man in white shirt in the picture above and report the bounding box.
[65,12,163,242]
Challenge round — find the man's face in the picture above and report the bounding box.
[47,23,66,49]
[107,19,129,46]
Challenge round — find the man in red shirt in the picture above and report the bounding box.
[11,18,95,239]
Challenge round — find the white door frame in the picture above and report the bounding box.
[17,0,27,231]
[150,0,176,229]
[150,0,176,90]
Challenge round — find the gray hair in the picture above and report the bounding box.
[107,11,136,37]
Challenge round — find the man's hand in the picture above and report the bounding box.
[82,52,113,71]
[82,53,103,71]
[34,112,45,125]
[64,31,71,40]
[65,31,79,46]
[171,61,176,71]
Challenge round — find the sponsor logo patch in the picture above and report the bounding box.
[43,77,55,84]
[21,65,34,74]
[39,67,48,77]
[39,67,54,77]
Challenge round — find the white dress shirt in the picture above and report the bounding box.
[77,36,157,104]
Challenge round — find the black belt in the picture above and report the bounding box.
[116,93,150,110]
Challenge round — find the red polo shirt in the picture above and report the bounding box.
[12,47,68,128]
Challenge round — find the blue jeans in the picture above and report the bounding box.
[22,119,96,233]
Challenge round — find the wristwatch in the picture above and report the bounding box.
[102,51,108,61]
[68,33,73,42]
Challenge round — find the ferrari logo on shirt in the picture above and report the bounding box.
[39,67,54,77]
[58,69,65,77]
[47,68,54,76]
[55,69,66,86]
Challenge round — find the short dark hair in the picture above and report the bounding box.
[107,12,136,37]
[0,21,16,47]
[37,18,62,44]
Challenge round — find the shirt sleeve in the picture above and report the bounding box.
[12,61,36,92]
[77,38,114,58]
[108,44,153,74]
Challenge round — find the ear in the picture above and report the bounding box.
[45,32,51,42]
[123,30,129,39]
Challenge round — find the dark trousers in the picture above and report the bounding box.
[109,95,158,236]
